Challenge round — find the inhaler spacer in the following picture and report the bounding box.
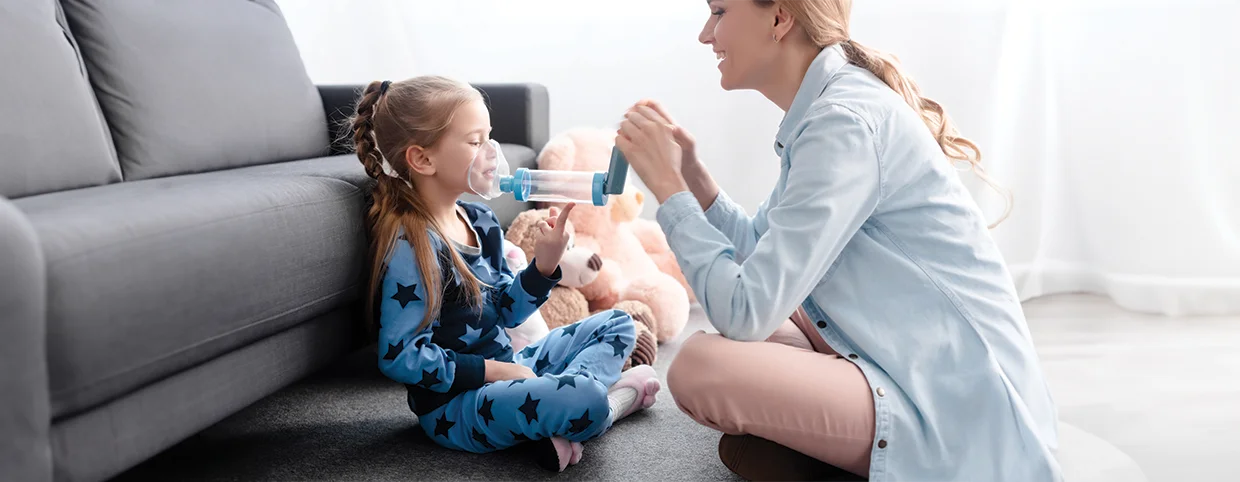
[469,139,631,206]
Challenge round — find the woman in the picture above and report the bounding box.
[614,0,1062,481]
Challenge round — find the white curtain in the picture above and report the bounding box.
[276,0,1240,316]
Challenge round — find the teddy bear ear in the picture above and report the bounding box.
[536,133,577,171]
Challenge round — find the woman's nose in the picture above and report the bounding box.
[698,22,713,45]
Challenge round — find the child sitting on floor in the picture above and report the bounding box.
[349,75,660,472]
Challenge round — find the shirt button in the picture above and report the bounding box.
[816,321,827,329]
[876,387,886,397]
[878,440,888,449]
[848,354,859,360]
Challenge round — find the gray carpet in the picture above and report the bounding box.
[115,308,741,481]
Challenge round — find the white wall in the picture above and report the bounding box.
[278,0,1240,315]
[278,0,786,215]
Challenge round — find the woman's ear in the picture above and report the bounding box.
[772,4,795,42]
[405,145,436,176]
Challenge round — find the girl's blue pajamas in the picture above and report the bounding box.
[376,201,637,453]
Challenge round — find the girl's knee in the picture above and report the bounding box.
[583,309,635,337]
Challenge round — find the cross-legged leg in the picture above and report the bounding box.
[667,328,876,478]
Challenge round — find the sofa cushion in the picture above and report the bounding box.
[0,0,120,198]
[14,171,366,419]
[60,0,328,180]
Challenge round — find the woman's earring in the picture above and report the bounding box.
[772,34,779,43]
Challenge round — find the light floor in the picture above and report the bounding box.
[1025,294,1240,482]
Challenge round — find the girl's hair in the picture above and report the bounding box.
[757,0,1013,227]
[350,75,487,331]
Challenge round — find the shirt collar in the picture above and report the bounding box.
[774,43,849,155]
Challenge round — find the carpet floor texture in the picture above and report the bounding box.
[115,310,742,481]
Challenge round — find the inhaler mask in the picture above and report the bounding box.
[467,139,510,200]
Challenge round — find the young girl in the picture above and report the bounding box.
[350,75,661,472]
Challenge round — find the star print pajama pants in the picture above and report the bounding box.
[419,309,637,453]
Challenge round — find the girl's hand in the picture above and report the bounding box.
[533,203,575,277]
[485,359,537,382]
[616,103,691,203]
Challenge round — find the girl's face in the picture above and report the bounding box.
[699,0,779,91]
[423,99,493,195]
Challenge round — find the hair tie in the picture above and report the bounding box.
[379,80,391,96]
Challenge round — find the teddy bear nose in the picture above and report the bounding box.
[588,254,603,271]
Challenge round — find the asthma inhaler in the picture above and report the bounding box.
[499,146,630,206]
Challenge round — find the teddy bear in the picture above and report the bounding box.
[503,210,657,370]
[534,127,692,343]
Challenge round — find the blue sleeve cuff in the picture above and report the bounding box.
[519,259,561,298]
[656,190,705,239]
[703,190,744,230]
[450,353,486,391]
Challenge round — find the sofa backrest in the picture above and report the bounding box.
[0,0,122,199]
[59,0,329,181]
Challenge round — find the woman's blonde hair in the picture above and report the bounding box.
[350,75,487,331]
[758,0,1012,227]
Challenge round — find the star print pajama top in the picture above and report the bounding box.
[375,201,638,453]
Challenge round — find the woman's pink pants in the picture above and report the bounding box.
[667,308,877,477]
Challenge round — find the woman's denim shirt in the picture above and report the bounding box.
[656,44,1062,482]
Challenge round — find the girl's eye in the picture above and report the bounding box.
[711,8,724,16]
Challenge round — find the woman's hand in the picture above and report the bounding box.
[485,359,537,382]
[616,102,691,203]
[633,99,699,166]
[532,203,575,277]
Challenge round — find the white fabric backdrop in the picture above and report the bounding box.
[276,0,1240,316]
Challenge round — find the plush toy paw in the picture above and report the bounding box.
[610,300,658,370]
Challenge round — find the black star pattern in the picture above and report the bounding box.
[433,414,455,438]
[382,339,405,361]
[559,323,580,337]
[500,292,516,312]
[607,336,628,357]
[519,344,538,360]
[554,374,577,390]
[534,352,552,373]
[508,378,529,387]
[472,428,496,450]
[518,393,541,423]
[511,430,531,443]
[567,409,594,435]
[477,396,496,425]
[391,282,422,308]
[418,368,442,389]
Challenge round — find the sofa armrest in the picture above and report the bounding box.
[317,82,550,156]
[318,84,365,156]
[0,197,52,482]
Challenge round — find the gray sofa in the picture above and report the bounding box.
[0,1,548,481]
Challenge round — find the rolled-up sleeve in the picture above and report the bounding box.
[656,104,883,341]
